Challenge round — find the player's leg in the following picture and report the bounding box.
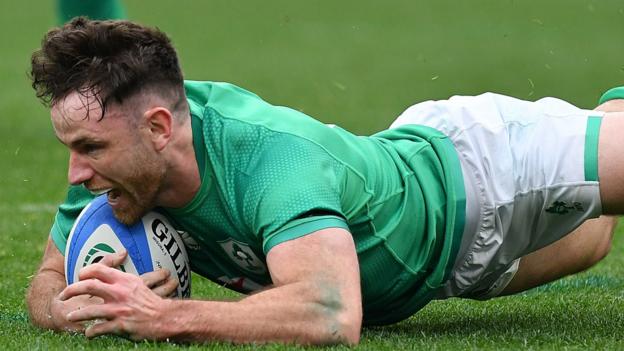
[499,93,624,295]
[596,90,624,215]
[596,114,624,214]
[401,91,623,300]
[500,215,616,295]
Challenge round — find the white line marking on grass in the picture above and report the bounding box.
[0,203,58,213]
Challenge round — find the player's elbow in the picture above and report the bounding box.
[314,309,361,346]
[334,310,362,346]
[315,294,362,345]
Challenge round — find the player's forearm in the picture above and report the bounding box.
[161,280,361,345]
[26,268,66,330]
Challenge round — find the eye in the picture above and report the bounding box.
[81,143,103,155]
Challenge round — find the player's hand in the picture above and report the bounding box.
[49,292,103,332]
[59,263,170,340]
[47,249,130,333]
[141,269,179,297]
[96,249,128,268]
[97,249,179,297]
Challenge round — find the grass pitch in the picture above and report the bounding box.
[2,1,624,349]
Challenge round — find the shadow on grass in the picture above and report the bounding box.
[364,275,624,343]
[365,304,624,346]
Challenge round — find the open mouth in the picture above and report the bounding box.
[107,189,122,205]
[88,187,113,196]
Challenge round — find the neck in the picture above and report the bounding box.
[156,118,201,208]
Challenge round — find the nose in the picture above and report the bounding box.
[68,151,95,186]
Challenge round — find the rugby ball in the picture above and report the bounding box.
[64,195,191,298]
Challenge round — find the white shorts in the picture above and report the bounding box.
[390,93,604,299]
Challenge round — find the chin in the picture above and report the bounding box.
[113,206,148,225]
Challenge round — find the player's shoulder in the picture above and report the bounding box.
[183,80,265,118]
[185,80,333,142]
[184,80,261,100]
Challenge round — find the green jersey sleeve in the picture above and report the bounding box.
[50,185,95,254]
[238,132,350,254]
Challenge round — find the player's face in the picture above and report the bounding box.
[51,92,166,225]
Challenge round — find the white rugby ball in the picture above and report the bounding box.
[64,195,191,297]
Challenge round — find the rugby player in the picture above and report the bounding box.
[26,18,624,345]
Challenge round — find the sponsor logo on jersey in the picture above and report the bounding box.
[177,230,200,251]
[218,238,267,275]
[545,201,584,215]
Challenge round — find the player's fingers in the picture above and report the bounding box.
[59,279,114,302]
[151,275,179,298]
[66,304,114,323]
[87,294,105,305]
[97,249,128,268]
[78,262,133,284]
[140,269,170,289]
[84,319,125,339]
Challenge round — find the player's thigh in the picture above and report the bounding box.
[501,215,617,295]
[598,112,624,214]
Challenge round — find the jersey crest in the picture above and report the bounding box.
[218,238,267,274]
[177,230,200,251]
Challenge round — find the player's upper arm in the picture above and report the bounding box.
[38,236,66,278]
[266,227,362,344]
[236,131,346,246]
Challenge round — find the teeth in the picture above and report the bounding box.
[89,188,113,196]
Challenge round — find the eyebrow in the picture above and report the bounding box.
[57,135,99,150]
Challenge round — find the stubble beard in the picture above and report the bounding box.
[112,153,166,225]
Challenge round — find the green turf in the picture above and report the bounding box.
[2,0,624,349]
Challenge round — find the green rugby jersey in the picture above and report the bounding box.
[51,81,465,325]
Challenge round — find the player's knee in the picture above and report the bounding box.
[591,228,613,265]
[584,216,616,268]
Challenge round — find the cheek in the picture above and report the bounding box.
[127,149,164,179]
[90,152,133,179]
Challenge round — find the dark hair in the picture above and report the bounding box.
[30,17,185,119]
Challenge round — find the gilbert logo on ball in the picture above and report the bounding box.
[64,195,191,297]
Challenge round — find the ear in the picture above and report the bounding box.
[143,107,173,151]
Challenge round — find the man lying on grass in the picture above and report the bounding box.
[26,17,623,345]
